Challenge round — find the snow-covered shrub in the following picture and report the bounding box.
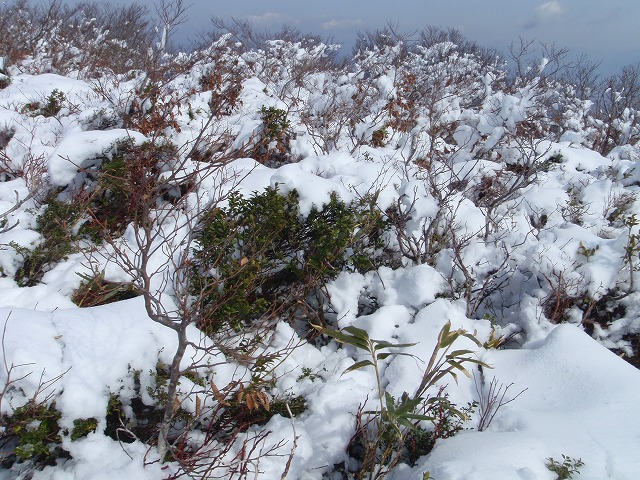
[0,126,15,153]
[123,83,183,137]
[3,9,640,479]
[0,1,153,77]
[197,34,246,117]
[14,197,83,286]
[82,140,180,239]
[244,34,341,100]
[253,106,292,165]
[81,107,122,131]
[19,89,66,119]
[40,89,65,118]
[0,57,9,89]
[192,187,388,334]
[589,64,640,155]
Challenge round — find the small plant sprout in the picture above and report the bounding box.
[545,455,585,479]
[577,241,598,260]
[413,321,490,401]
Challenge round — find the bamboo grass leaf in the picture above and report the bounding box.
[342,359,374,374]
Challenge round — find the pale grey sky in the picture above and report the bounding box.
[171,0,639,73]
[75,0,640,73]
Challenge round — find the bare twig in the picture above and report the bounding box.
[474,369,527,431]
[280,402,299,480]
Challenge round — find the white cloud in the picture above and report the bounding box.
[247,12,293,26]
[536,1,564,18]
[521,1,564,29]
[321,18,364,30]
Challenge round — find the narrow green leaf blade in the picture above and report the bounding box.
[342,359,374,375]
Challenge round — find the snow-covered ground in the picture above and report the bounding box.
[1,30,640,480]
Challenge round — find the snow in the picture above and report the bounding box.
[415,325,640,480]
[33,435,170,480]
[48,130,147,187]
[1,29,640,480]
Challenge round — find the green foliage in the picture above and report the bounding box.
[271,395,306,417]
[41,89,66,117]
[14,198,83,286]
[404,398,475,465]
[13,139,177,286]
[21,89,66,117]
[104,394,136,444]
[317,324,420,436]
[577,241,598,260]
[104,366,190,445]
[255,106,293,164]
[404,426,435,466]
[81,140,177,239]
[259,106,290,142]
[2,401,63,465]
[316,321,488,478]
[70,418,98,441]
[414,321,488,398]
[146,363,170,406]
[540,152,564,172]
[297,366,320,382]
[483,318,507,349]
[546,455,585,479]
[21,101,41,115]
[192,187,388,334]
[56,139,180,244]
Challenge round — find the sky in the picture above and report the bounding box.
[166,0,638,74]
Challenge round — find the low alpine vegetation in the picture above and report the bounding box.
[0,1,638,479]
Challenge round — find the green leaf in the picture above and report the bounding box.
[448,349,476,358]
[373,340,417,350]
[313,325,370,350]
[373,340,393,350]
[447,358,473,373]
[461,331,483,348]
[437,321,452,346]
[342,359,374,374]
[394,342,418,348]
[444,404,468,420]
[343,325,371,342]
[396,417,416,429]
[384,391,395,412]
[439,330,461,349]
[402,413,436,422]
